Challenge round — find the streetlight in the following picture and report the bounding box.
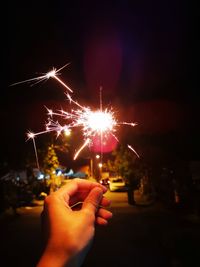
[90,154,101,180]
[90,157,94,178]
[98,162,103,180]
[98,162,103,168]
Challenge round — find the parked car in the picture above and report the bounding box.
[99,178,110,186]
[109,177,127,192]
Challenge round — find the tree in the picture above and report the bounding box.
[105,145,142,183]
[43,144,60,193]
[104,145,144,204]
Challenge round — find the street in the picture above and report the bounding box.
[1,191,200,267]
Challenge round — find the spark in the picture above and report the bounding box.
[27,131,35,140]
[45,106,116,141]
[74,138,90,160]
[127,144,140,158]
[10,63,73,92]
[27,131,40,169]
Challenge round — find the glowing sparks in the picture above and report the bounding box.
[12,63,139,168]
[74,138,90,160]
[72,108,117,139]
[86,110,116,132]
[27,131,35,140]
[39,102,139,159]
[127,144,140,159]
[27,131,40,169]
[10,63,73,92]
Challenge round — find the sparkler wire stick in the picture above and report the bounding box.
[69,201,104,209]
[99,86,103,166]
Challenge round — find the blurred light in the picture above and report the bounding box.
[64,128,71,136]
[57,170,62,176]
[98,163,103,168]
[38,173,45,180]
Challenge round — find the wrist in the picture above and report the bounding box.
[36,244,73,267]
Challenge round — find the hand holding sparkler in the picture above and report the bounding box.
[37,179,112,267]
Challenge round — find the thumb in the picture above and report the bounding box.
[82,187,103,214]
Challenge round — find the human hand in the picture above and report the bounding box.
[36,178,113,267]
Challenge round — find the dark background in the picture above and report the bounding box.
[3,0,199,168]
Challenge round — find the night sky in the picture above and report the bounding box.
[3,1,199,168]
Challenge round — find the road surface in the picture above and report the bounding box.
[0,191,200,267]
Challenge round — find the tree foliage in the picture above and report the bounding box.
[43,144,59,175]
[43,144,61,192]
[104,145,145,187]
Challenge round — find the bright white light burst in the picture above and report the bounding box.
[86,110,116,132]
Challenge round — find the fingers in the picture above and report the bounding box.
[82,187,104,214]
[100,196,112,207]
[96,208,113,220]
[46,179,113,225]
[95,209,113,225]
[57,178,107,203]
[96,217,108,225]
[74,178,107,194]
[69,193,111,208]
[82,187,113,226]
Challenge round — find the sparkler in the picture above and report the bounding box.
[12,63,139,169]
